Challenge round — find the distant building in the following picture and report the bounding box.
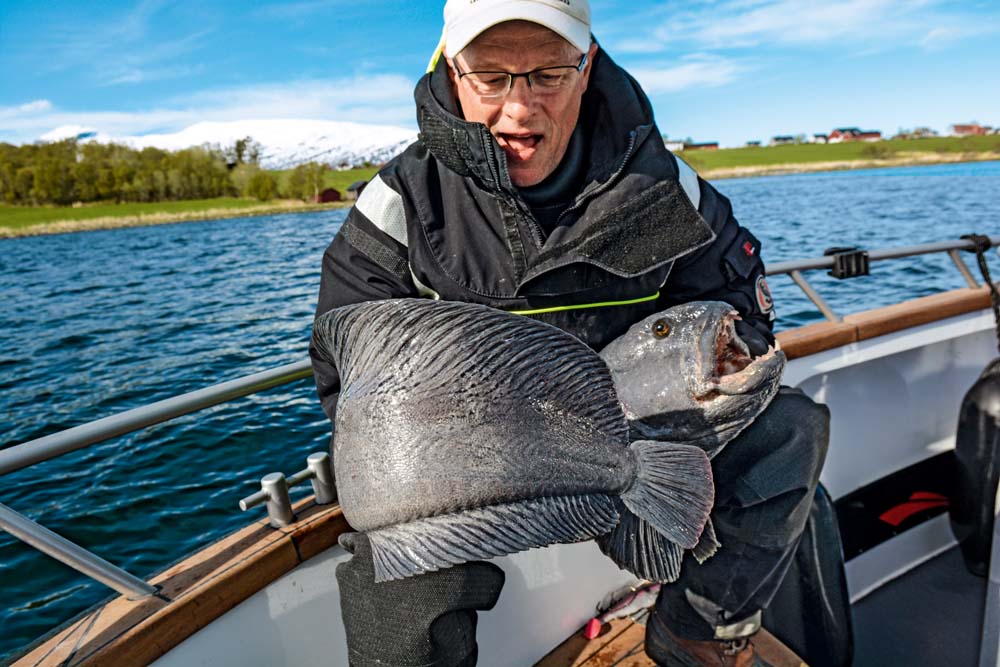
[951,123,992,136]
[664,140,686,152]
[683,142,718,151]
[346,180,368,200]
[746,141,762,147]
[828,127,882,142]
[770,136,796,146]
[313,188,342,204]
[812,133,829,144]
[893,127,939,140]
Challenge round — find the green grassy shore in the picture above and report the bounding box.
[0,198,350,239]
[0,166,380,239]
[2,139,998,239]
[687,135,1000,178]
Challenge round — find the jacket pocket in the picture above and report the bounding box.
[722,227,763,282]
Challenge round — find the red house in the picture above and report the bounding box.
[313,188,342,203]
[828,127,882,143]
[952,123,992,136]
[684,142,719,151]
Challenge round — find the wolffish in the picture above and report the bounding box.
[312,298,717,583]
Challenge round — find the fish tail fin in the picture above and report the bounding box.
[621,440,714,551]
[597,506,684,582]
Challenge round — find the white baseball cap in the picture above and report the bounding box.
[442,0,591,57]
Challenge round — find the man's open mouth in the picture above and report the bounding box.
[497,133,543,161]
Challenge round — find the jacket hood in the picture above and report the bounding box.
[413,46,657,194]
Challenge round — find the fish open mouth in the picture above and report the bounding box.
[708,312,780,396]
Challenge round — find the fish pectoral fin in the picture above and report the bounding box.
[692,517,720,564]
[621,440,715,550]
[367,494,619,583]
[597,507,684,582]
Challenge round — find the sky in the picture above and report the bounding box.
[1,0,998,148]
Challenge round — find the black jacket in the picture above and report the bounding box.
[311,48,775,420]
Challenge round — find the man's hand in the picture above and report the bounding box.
[734,319,772,359]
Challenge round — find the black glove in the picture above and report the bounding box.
[336,532,505,667]
[734,319,772,359]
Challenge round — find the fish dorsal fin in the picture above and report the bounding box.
[367,494,619,582]
[312,298,627,441]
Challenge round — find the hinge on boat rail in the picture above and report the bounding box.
[824,247,870,280]
[239,452,336,528]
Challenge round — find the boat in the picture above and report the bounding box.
[3,235,1000,667]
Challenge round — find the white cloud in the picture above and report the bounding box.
[606,0,997,52]
[0,100,54,118]
[29,3,212,88]
[918,24,996,50]
[0,75,417,144]
[102,64,205,87]
[629,56,748,95]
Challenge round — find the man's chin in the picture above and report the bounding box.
[508,161,553,187]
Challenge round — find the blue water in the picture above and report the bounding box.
[2,161,999,661]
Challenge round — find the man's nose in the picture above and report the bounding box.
[502,76,536,119]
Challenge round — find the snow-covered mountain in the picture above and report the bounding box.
[40,119,419,170]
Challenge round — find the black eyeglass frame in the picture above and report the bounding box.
[453,53,589,98]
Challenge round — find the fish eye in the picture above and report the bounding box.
[652,319,671,338]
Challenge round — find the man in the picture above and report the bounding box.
[311,1,829,665]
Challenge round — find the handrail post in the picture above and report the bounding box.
[0,503,158,601]
[260,473,295,528]
[307,452,336,505]
[949,249,981,289]
[788,270,841,322]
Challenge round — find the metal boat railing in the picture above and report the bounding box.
[1,235,998,601]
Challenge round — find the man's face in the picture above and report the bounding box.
[449,21,597,187]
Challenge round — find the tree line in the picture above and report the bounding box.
[0,138,332,206]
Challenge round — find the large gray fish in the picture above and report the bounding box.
[596,302,786,574]
[312,298,715,583]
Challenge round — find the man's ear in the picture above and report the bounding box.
[581,42,599,92]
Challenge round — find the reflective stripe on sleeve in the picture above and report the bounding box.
[354,174,408,247]
[675,157,702,211]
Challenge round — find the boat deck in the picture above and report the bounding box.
[853,546,985,666]
[535,616,655,667]
[537,546,986,667]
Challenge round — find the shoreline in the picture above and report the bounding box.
[3,153,998,239]
[0,200,350,240]
[698,150,1000,180]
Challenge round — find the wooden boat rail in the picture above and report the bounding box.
[2,235,999,665]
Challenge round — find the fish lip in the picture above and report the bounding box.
[697,310,779,399]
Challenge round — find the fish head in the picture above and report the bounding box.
[600,301,786,448]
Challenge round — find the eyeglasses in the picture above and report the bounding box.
[454,53,588,99]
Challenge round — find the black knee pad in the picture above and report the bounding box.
[336,532,505,667]
[768,388,831,479]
